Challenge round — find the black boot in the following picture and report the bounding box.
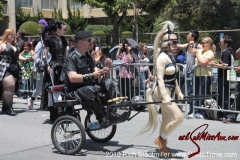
[2,105,6,113]
[49,106,59,122]
[5,106,17,116]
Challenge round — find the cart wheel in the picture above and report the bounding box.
[51,115,86,155]
[84,112,116,143]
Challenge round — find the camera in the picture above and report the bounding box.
[96,62,103,69]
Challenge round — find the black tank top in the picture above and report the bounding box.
[0,42,19,64]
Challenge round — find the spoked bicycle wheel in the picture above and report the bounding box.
[84,112,116,143]
[51,115,86,155]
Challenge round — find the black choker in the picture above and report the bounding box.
[55,34,61,37]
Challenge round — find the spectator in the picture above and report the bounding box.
[139,43,152,96]
[95,46,112,68]
[0,29,26,116]
[28,19,51,110]
[116,41,134,100]
[234,48,240,120]
[189,37,216,119]
[173,49,186,64]
[19,41,34,99]
[68,36,75,54]
[178,30,202,117]
[89,38,97,60]
[16,29,26,53]
[208,35,236,123]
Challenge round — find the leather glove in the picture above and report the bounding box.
[175,88,184,100]
[161,93,172,105]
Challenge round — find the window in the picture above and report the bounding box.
[16,0,33,8]
[42,0,58,9]
[69,0,83,9]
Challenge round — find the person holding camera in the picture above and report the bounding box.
[65,31,116,128]
[116,41,134,100]
[28,19,51,110]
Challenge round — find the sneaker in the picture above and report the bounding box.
[187,113,194,119]
[28,98,34,109]
[195,113,204,119]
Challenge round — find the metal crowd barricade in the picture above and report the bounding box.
[191,65,240,120]
[19,74,37,96]
[109,62,190,117]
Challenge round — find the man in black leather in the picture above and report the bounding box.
[65,31,115,127]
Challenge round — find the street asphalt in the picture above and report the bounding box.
[0,98,240,160]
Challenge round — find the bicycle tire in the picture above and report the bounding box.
[51,115,86,155]
[84,112,116,143]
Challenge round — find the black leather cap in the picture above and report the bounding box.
[75,31,92,40]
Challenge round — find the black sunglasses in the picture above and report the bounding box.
[201,42,206,45]
[171,40,179,44]
[9,34,16,37]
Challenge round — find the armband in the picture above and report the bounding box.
[82,73,94,82]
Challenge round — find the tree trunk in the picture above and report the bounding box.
[112,18,120,46]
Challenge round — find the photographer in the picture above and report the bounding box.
[116,41,133,100]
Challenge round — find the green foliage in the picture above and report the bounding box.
[29,7,45,22]
[93,31,106,43]
[121,31,132,41]
[16,7,45,30]
[16,7,32,30]
[85,25,113,34]
[52,6,63,21]
[120,17,134,32]
[162,0,240,31]
[105,25,113,34]
[19,21,41,35]
[66,0,88,33]
[133,0,176,16]
[0,1,4,21]
[153,16,164,32]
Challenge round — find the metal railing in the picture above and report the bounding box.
[109,62,240,120]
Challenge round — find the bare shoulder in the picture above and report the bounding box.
[0,42,6,52]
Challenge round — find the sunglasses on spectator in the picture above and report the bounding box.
[9,34,16,37]
[219,41,224,44]
[171,40,179,45]
[201,42,206,45]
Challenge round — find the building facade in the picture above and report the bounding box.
[0,0,138,34]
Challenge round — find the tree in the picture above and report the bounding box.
[52,6,63,21]
[30,7,45,22]
[75,0,175,46]
[16,7,32,30]
[162,0,240,31]
[66,0,88,33]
